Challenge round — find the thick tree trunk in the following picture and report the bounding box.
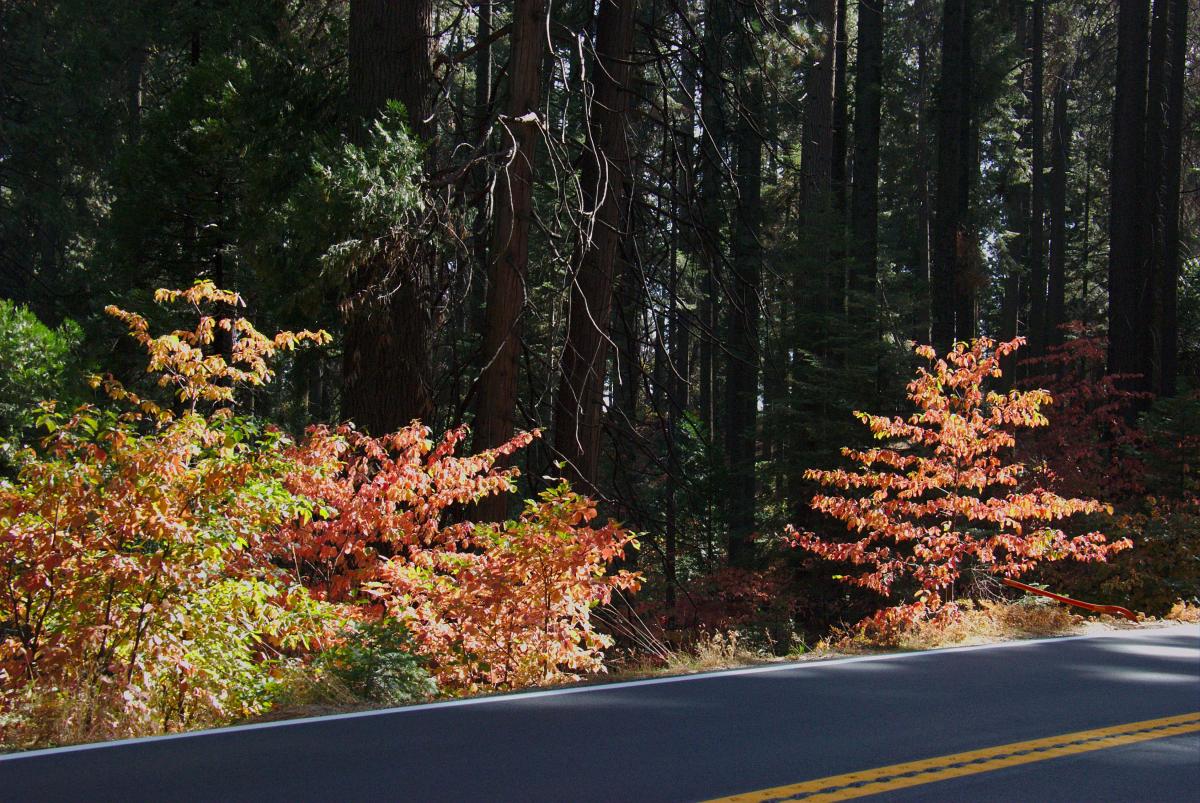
[553,0,637,490]
[1108,0,1153,392]
[800,0,837,225]
[342,0,436,433]
[932,0,973,350]
[724,4,763,569]
[849,0,884,337]
[474,0,547,520]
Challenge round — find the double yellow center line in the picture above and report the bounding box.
[707,711,1200,802]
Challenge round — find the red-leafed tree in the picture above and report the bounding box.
[788,337,1130,635]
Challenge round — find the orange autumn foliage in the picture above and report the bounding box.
[275,424,641,691]
[1,286,344,742]
[2,283,638,747]
[788,337,1130,636]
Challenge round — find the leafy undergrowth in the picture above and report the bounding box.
[0,285,637,751]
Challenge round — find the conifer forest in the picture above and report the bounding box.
[0,0,1197,747]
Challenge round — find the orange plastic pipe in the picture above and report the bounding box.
[1002,578,1139,622]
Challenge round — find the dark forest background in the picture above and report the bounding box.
[2,0,1197,637]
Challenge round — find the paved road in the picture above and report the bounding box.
[2,625,1197,801]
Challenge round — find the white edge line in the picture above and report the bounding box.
[2,624,1194,762]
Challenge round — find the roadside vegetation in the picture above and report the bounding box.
[2,289,1195,751]
[2,0,1197,754]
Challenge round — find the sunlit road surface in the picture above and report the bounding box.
[1,624,1196,802]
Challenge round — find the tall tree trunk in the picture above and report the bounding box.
[932,0,973,350]
[1028,0,1047,354]
[915,27,933,344]
[830,0,850,217]
[698,0,729,443]
[342,0,436,433]
[1153,0,1187,397]
[849,0,884,339]
[470,1,494,335]
[553,0,637,490]
[1047,69,1070,347]
[1108,0,1153,392]
[474,0,548,520]
[800,0,837,225]
[799,0,838,357]
[725,4,763,569]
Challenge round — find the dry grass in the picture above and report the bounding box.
[660,630,773,674]
[1164,600,1200,623]
[825,599,1089,654]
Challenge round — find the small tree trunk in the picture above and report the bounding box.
[1028,0,1047,354]
[1153,0,1187,397]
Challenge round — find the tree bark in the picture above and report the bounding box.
[849,0,884,338]
[553,0,637,490]
[697,0,730,443]
[830,0,850,217]
[1108,0,1153,392]
[1153,0,1187,397]
[800,0,837,225]
[799,0,839,354]
[342,0,436,433]
[1047,68,1070,347]
[473,0,547,520]
[932,0,974,350]
[1028,0,1047,354]
[724,3,763,569]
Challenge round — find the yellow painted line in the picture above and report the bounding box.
[707,712,1200,802]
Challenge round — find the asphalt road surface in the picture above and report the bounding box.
[2,624,1197,801]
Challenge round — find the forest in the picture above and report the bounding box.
[0,0,1197,748]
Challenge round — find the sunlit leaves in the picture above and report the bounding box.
[788,337,1130,636]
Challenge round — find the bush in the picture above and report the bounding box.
[2,283,640,747]
[0,300,82,450]
[278,424,642,693]
[789,338,1129,636]
[0,286,347,746]
[308,620,436,707]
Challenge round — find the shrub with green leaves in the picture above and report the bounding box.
[0,299,82,442]
[309,620,436,707]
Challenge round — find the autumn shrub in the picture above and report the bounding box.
[276,426,641,691]
[646,565,798,654]
[789,337,1130,639]
[0,285,347,747]
[1016,331,1200,614]
[1,282,642,748]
